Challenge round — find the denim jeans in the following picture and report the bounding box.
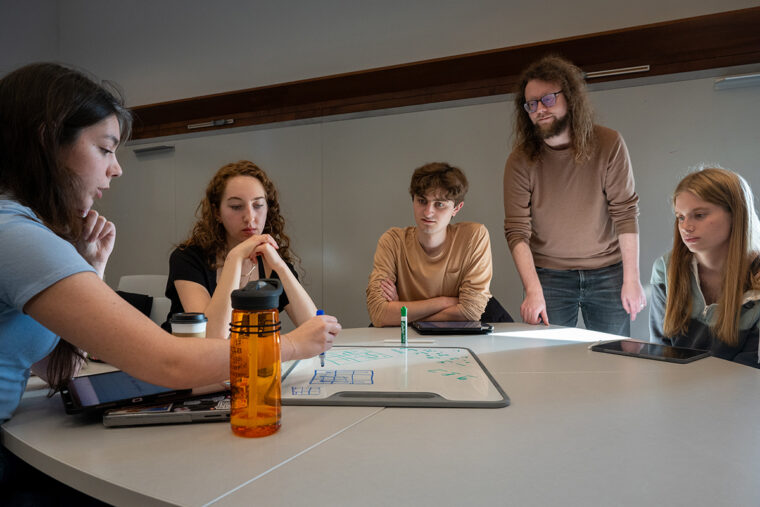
[536,261,630,336]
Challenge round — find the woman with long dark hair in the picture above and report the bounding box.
[0,63,339,500]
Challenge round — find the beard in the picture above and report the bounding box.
[533,112,571,140]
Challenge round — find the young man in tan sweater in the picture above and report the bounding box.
[503,55,647,336]
[366,162,492,327]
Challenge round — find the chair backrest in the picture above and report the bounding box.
[117,275,170,326]
[117,275,168,298]
[480,297,514,323]
[149,297,172,327]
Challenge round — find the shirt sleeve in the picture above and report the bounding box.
[365,230,399,327]
[0,213,95,312]
[604,131,640,235]
[649,255,671,345]
[503,151,533,252]
[457,224,493,321]
[169,247,211,287]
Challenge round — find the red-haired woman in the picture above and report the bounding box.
[650,166,760,367]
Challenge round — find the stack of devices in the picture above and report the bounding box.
[61,370,230,427]
[62,361,299,427]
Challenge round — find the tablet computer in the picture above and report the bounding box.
[590,339,709,364]
[410,321,493,335]
[61,370,192,414]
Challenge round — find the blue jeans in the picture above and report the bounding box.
[536,261,630,336]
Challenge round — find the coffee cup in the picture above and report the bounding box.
[170,312,208,338]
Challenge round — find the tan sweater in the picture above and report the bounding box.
[503,125,639,270]
[366,222,492,326]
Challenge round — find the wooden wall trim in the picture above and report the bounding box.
[130,7,760,140]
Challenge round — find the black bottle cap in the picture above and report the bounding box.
[231,279,283,311]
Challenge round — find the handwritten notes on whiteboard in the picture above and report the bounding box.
[282,346,509,408]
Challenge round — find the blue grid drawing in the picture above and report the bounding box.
[309,370,374,385]
[290,386,322,396]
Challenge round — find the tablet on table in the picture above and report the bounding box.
[410,321,493,335]
[590,339,709,363]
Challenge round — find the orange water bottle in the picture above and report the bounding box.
[229,279,282,437]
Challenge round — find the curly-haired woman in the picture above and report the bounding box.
[164,161,317,339]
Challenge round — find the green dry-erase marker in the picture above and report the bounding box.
[400,306,407,346]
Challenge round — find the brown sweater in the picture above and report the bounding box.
[503,125,639,270]
[366,222,492,326]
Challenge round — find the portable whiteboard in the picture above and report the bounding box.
[281,346,509,408]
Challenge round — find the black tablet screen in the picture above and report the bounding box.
[414,321,484,330]
[68,371,174,408]
[592,340,708,362]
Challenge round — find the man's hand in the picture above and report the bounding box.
[520,290,549,325]
[621,280,647,321]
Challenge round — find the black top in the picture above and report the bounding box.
[163,245,294,330]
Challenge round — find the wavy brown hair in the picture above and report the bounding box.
[0,63,132,394]
[180,161,296,269]
[665,167,760,346]
[513,55,596,162]
[409,162,469,205]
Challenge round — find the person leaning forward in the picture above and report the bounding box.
[503,55,647,336]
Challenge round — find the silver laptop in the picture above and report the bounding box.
[103,392,230,427]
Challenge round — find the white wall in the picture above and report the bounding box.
[0,0,58,74]
[52,0,760,105]
[98,74,760,338]
[3,1,759,337]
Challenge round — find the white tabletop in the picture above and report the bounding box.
[3,324,760,506]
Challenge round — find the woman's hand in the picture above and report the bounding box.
[228,234,280,266]
[253,240,288,274]
[74,210,115,279]
[281,314,341,361]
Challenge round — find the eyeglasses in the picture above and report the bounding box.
[523,91,562,113]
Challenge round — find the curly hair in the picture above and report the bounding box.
[513,55,596,162]
[180,161,296,270]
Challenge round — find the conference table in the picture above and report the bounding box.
[3,324,759,506]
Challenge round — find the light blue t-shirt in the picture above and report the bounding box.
[0,197,95,421]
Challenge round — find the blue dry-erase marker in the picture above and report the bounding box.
[400,306,407,346]
[316,309,325,367]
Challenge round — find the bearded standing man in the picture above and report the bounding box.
[503,55,647,335]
